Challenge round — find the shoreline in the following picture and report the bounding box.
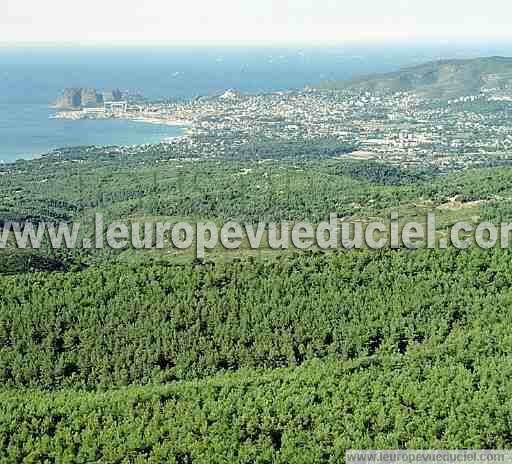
[0,113,189,164]
[128,116,193,128]
[51,110,193,128]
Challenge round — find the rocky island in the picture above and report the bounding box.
[53,88,124,110]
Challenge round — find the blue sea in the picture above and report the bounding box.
[2,42,512,162]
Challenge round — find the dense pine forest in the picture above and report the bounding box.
[2,146,512,462]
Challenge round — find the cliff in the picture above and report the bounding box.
[53,88,123,109]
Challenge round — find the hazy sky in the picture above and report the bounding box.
[1,0,511,44]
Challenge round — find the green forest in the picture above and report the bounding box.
[2,147,512,462]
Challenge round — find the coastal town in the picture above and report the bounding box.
[52,85,512,171]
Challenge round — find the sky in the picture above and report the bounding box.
[1,0,511,45]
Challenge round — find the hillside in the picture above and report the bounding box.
[2,247,512,461]
[317,56,512,99]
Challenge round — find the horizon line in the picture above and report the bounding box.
[3,38,512,49]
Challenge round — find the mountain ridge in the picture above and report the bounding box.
[316,56,512,99]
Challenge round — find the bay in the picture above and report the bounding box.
[2,43,512,162]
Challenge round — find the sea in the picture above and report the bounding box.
[2,42,512,163]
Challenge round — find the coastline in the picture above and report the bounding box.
[51,110,193,128]
[0,103,189,163]
[129,116,193,128]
